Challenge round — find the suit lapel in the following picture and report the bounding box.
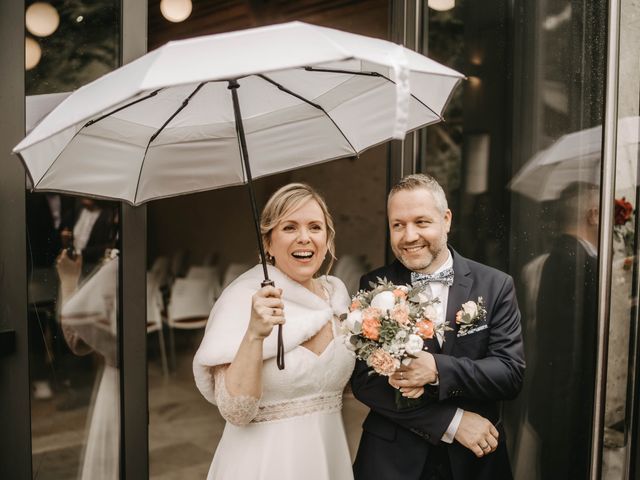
[442,249,473,355]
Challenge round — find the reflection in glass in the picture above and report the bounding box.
[58,251,120,479]
[28,193,120,478]
[527,182,600,480]
[25,0,121,478]
[25,0,119,93]
[507,1,607,479]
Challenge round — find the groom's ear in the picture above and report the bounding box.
[444,209,452,233]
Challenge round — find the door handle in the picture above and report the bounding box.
[0,330,16,357]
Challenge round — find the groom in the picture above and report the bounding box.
[351,174,525,480]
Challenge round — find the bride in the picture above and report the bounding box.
[193,183,355,480]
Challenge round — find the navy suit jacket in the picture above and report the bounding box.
[351,248,525,480]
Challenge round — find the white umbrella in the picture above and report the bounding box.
[510,116,639,201]
[14,21,464,368]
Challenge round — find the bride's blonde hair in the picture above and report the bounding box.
[260,183,336,275]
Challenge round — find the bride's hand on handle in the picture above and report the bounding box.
[248,286,285,340]
[225,286,284,400]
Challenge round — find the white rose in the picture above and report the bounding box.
[462,301,478,318]
[404,334,424,355]
[370,291,396,313]
[395,330,408,341]
[345,309,362,332]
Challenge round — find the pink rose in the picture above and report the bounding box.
[390,303,410,325]
[392,288,407,299]
[368,348,398,376]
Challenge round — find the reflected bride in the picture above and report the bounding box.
[193,183,355,480]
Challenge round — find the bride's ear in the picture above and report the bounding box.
[265,251,276,265]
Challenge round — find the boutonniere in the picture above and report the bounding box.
[455,297,487,335]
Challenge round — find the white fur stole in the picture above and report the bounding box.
[192,264,350,405]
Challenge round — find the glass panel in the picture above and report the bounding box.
[602,0,640,477]
[507,1,607,479]
[145,1,389,477]
[25,1,121,478]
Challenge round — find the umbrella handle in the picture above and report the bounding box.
[261,279,285,370]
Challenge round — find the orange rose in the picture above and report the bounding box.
[417,319,435,339]
[362,316,381,341]
[455,310,463,324]
[368,348,397,376]
[350,299,362,311]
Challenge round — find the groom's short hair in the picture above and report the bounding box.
[388,173,449,214]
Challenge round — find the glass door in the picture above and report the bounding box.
[601,0,640,477]
[23,1,122,478]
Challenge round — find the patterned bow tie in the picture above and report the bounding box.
[411,268,455,287]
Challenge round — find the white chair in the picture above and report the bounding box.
[201,251,219,266]
[170,250,190,279]
[222,263,252,289]
[186,265,222,301]
[166,276,216,369]
[149,256,171,288]
[147,274,169,377]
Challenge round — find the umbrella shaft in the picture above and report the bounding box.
[228,80,269,282]
[229,80,285,371]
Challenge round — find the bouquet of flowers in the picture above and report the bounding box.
[340,278,449,407]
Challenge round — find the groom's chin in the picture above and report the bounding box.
[399,257,431,272]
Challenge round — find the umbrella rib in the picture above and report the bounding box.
[31,89,164,190]
[304,66,445,123]
[133,82,206,204]
[257,74,358,156]
[303,66,383,77]
[304,65,464,80]
[83,89,162,128]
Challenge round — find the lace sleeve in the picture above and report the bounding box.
[213,365,261,426]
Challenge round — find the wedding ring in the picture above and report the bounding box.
[480,444,490,450]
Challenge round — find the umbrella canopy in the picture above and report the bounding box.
[14,21,463,205]
[15,21,464,370]
[510,116,639,201]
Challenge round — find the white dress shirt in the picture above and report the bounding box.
[73,208,101,252]
[416,249,463,443]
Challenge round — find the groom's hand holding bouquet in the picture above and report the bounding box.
[340,278,449,408]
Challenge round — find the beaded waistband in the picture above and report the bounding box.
[252,392,342,424]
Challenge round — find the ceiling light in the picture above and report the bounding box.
[160,0,192,23]
[25,37,42,70]
[428,0,455,12]
[26,2,60,37]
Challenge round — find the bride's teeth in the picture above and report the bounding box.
[292,251,313,258]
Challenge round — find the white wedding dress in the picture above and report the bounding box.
[207,319,355,480]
